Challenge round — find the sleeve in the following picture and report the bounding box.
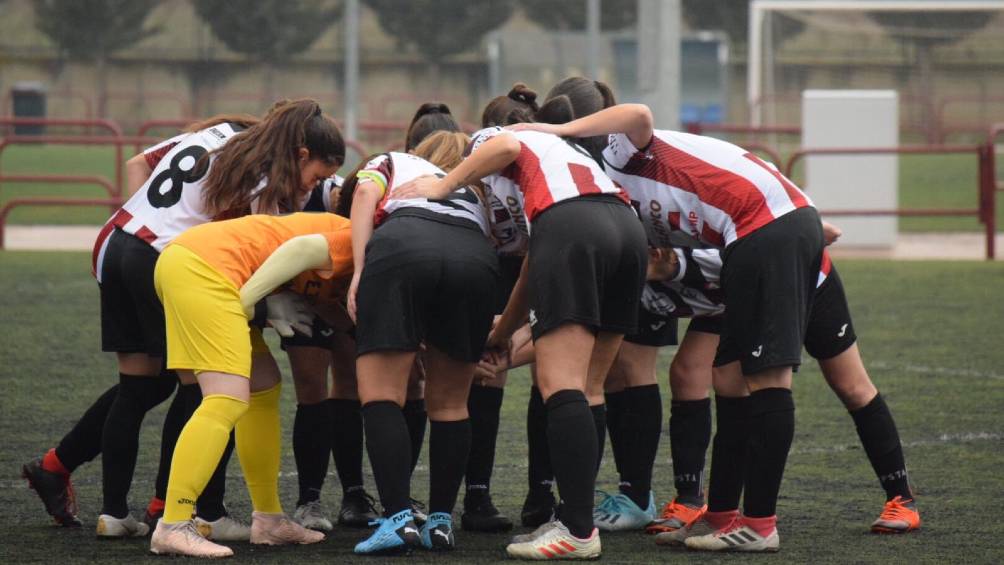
[319,228,354,280]
[355,155,391,196]
[670,247,687,283]
[602,132,644,170]
[142,133,187,169]
[467,126,508,156]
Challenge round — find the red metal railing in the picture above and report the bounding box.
[0,198,121,249]
[0,117,123,137]
[785,144,995,260]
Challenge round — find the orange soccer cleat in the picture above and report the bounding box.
[871,496,921,534]
[645,498,707,535]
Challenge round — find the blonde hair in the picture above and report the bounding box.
[412,131,470,172]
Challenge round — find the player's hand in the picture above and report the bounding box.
[822,221,843,246]
[507,122,568,137]
[347,273,361,324]
[265,291,314,338]
[392,175,441,200]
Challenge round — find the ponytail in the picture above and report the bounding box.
[405,102,461,152]
[481,82,540,127]
[201,98,345,218]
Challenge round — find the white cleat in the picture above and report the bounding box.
[511,519,560,544]
[194,514,251,541]
[654,514,718,546]
[150,519,234,558]
[505,520,601,560]
[293,500,334,532]
[684,523,779,552]
[96,513,150,538]
[250,511,325,546]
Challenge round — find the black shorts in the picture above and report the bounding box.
[715,207,824,374]
[354,211,499,363]
[279,315,339,350]
[527,195,648,340]
[686,315,723,335]
[99,229,166,356]
[495,254,524,314]
[804,266,857,360]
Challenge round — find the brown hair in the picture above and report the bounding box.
[332,154,379,218]
[405,103,461,152]
[201,98,345,218]
[481,83,539,127]
[183,113,260,133]
[539,77,618,165]
[412,130,470,172]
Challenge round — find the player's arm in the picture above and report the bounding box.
[509,103,654,149]
[488,254,531,349]
[239,235,332,318]
[125,154,153,195]
[346,179,383,322]
[392,133,521,200]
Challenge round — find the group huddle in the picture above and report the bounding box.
[21,77,921,559]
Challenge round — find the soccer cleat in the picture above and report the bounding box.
[21,458,81,527]
[337,488,380,528]
[592,490,657,532]
[871,496,921,534]
[410,498,429,527]
[150,519,234,558]
[96,513,150,538]
[520,488,557,528]
[505,520,601,560]
[195,514,252,541]
[684,520,779,553]
[646,498,707,534]
[654,513,720,546]
[353,509,422,555]
[420,512,455,551]
[294,500,333,532]
[249,511,325,545]
[462,491,514,533]
[511,519,559,545]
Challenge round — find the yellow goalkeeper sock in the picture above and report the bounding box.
[163,394,248,523]
[235,383,283,513]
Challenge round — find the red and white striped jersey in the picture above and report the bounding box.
[360,152,490,236]
[487,185,530,256]
[92,122,244,279]
[470,127,628,222]
[142,133,187,169]
[603,130,813,247]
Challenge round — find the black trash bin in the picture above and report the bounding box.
[11,82,47,135]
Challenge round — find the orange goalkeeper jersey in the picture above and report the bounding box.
[170,212,353,288]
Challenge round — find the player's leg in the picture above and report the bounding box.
[462,371,513,532]
[403,364,428,523]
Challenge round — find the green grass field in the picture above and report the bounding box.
[1,251,1002,563]
[1,146,1001,232]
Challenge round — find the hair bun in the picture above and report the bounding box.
[416,102,452,118]
[508,83,539,108]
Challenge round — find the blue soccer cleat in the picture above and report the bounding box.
[420,512,455,551]
[593,490,657,532]
[353,509,422,555]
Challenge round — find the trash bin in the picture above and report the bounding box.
[11,82,47,135]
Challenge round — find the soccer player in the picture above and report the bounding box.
[149,212,353,558]
[396,84,648,560]
[21,100,344,537]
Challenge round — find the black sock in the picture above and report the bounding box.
[100,373,176,517]
[604,390,628,482]
[546,389,596,539]
[850,393,912,501]
[54,384,119,473]
[197,432,234,522]
[403,399,427,474]
[742,388,794,518]
[429,419,472,514]
[329,398,365,493]
[670,397,711,505]
[294,402,333,506]
[465,385,503,495]
[362,401,412,516]
[618,384,662,508]
[591,404,606,476]
[707,395,751,512]
[155,382,200,500]
[527,387,554,493]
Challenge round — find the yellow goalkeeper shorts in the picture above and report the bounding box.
[154,244,267,378]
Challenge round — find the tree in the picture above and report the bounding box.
[518,0,637,31]
[868,11,991,141]
[192,0,342,103]
[32,0,162,117]
[682,0,803,50]
[362,0,513,81]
